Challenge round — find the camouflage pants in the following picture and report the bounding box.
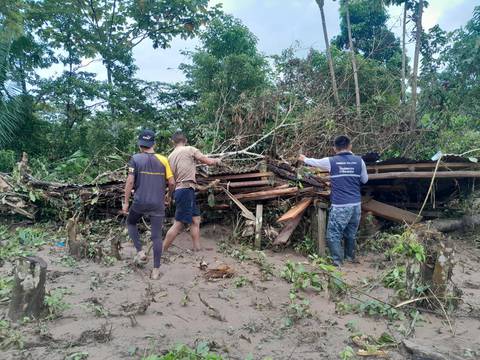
[327,204,362,265]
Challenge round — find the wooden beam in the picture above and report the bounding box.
[223,180,272,188]
[255,204,263,249]
[367,162,479,173]
[362,198,420,224]
[277,198,312,222]
[234,187,299,201]
[273,213,304,245]
[316,203,328,256]
[368,171,480,180]
[208,172,273,181]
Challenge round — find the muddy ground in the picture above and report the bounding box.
[1,222,480,360]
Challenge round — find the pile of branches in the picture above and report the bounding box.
[0,153,330,221]
[0,153,126,220]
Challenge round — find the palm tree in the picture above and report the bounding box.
[410,0,424,129]
[344,0,361,116]
[315,0,340,106]
[384,0,413,104]
[0,41,21,147]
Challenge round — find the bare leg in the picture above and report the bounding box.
[163,221,184,252]
[190,216,201,251]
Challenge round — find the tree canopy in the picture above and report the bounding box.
[0,1,478,178]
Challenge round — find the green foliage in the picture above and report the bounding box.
[65,352,89,360]
[284,291,311,326]
[310,255,348,296]
[0,275,13,302]
[225,245,251,262]
[60,255,77,268]
[0,319,24,350]
[280,261,324,293]
[0,149,16,172]
[0,0,478,186]
[357,300,404,321]
[180,14,270,149]
[234,276,249,288]
[294,236,316,256]
[360,230,399,253]
[383,266,406,297]
[0,225,47,264]
[336,299,404,321]
[390,230,426,262]
[251,251,275,280]
[335,0,401,65]
[143,342,223,360]
[51,150,90,181]
[102,256,117,267]
[339,346,356,360]
[83,302,109,318]
[16,227,46,247]
[44,288,71,319]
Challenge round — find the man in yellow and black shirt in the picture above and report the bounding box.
[122,129,175,279]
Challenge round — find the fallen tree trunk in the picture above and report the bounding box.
[368,170,480,180]
[403,339,464,360]
[8,256,47,321]
[362,198,421,224]
[430,215,480,232]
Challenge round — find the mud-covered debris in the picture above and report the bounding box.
[199,260,208,271]
[78,322,113,344]
[204,264,235,280]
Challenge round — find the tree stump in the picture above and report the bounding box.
[66,215,85,258]
[8,256,47,322]
[432,246,455,297]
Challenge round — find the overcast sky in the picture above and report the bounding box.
[41,0,480,83]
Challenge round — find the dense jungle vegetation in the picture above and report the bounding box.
[0,0,479,182]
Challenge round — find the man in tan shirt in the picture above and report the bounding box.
[163,131,221,251]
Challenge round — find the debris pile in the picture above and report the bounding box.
[1,153,480,229]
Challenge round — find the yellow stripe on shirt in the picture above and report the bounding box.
[139,171,165,176]
[155,154,174,180]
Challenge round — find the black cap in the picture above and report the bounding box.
[138,129,155,148]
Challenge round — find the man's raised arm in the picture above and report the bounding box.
[298,154,331,172]
[195,151,221,166]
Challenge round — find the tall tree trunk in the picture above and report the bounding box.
[345,0,361,117]
[401,1,407,104]
[410,0,423,130]
[315,0,340,107]
[105,62,115,116]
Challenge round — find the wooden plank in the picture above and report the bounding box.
[222,188,256,221]
[234,187,299,201]
[273,213,304,245]
[317,203,328,256]
[362,198,421,224]
[277,198,312,222]
[368,170,480,180]
[255,204,263,249]
[208,172,273,181]
[223,180,272,188]
[367,162,479,173]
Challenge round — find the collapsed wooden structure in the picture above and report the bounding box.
[1,154,480,252]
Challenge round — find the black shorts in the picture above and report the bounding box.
[174,188,200,224]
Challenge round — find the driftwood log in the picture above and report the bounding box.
[8,256,47,321]
[431,214,480,233]
[403,339,464,360]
